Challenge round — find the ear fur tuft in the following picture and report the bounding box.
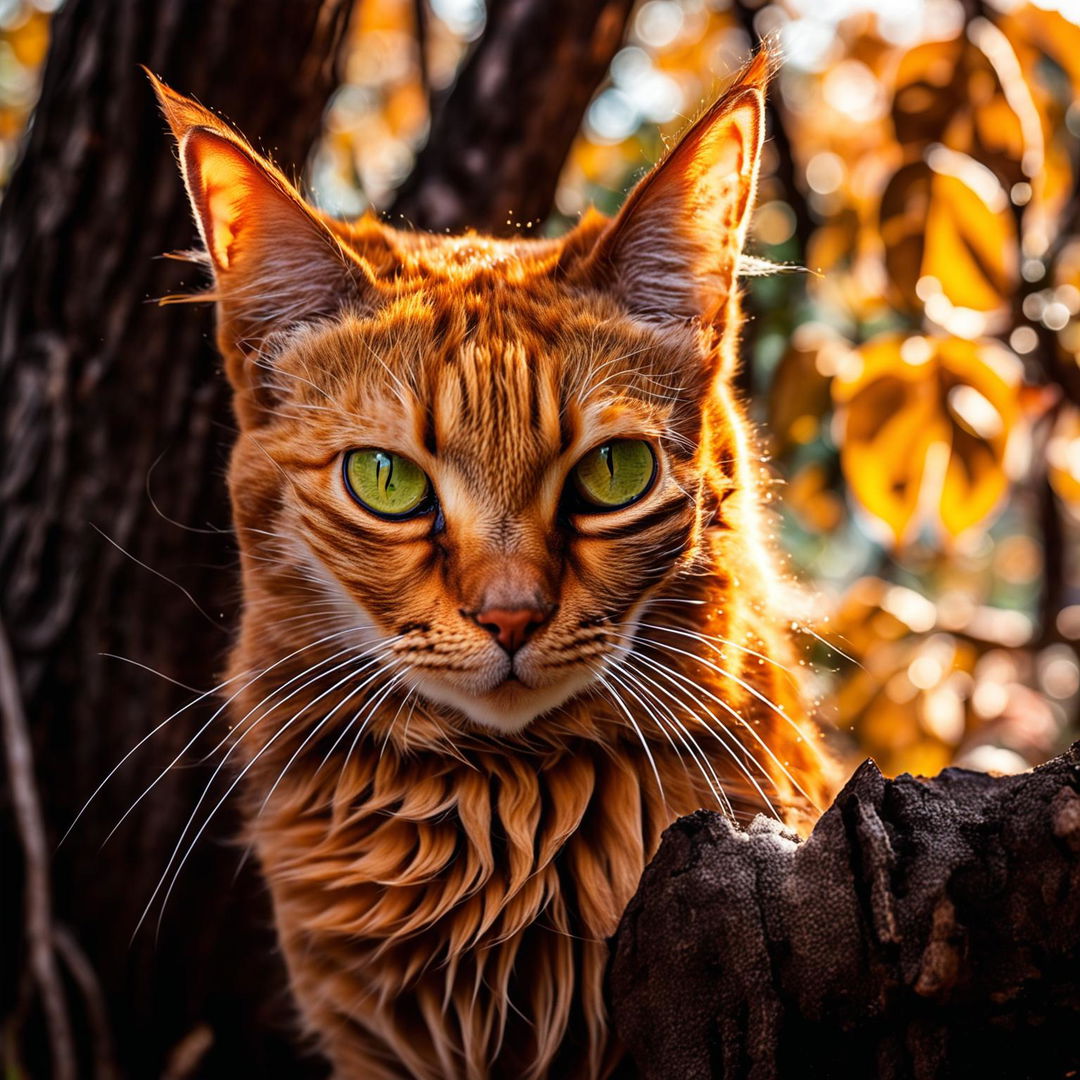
[147,70,369,356]
[584,44,775,326]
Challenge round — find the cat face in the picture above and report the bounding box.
[229,282,708,733]
[152,59,767,733]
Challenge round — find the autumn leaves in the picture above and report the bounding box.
[772,10,1079,548]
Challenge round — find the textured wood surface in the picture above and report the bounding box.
[390,0,634,234]
[610,745,1080,1079]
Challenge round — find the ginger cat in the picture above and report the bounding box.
[152,49,831,1080]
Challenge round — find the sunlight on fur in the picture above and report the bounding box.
[148,47,835,1080]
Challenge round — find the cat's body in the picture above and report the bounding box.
[153,51,832,1079]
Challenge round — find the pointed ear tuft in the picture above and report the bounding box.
[178,129,299,277]
[585,47,772,326]
[144,67,232,146]
[148,72,369,353]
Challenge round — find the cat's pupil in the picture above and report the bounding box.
[601,445,614,479]
[376,452,393,495]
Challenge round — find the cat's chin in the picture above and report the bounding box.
[415,670,594,735]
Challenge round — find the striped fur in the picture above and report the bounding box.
[153,49,834,1079]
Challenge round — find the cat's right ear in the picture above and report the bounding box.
[148,72,371,356]
[580,50,771,339]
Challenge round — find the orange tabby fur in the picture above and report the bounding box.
[152,50,834,1079]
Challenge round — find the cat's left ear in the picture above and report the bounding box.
[587,50,771,326]
[147,71,372,354]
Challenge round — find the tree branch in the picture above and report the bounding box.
[389,0,634,234]
[53,925,118,1080]
[0,615,75,1080]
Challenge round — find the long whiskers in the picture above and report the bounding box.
[60,665,252,847]
[90,522,225,633]
[98,652,206,693]
[257,655,405,815]
[379,677,419,759]
[634,624,811,740]
[590,664,668,812]
[232,661,409,874]
[138,639,401,938]
[330,668,412,798]
[603,663,731,816]
[101,628,380,846]
[790,620,861,667]
[614,646,779,818]
[614,630,814,807]
[634,618,796,675]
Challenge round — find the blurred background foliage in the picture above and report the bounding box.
[2,0,1078,778]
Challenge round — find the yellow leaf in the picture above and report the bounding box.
[6,11,50,68]
[892,30,1043,192]
[880,157,1017,325]
[891,38,966,148]
[833,334,1021,545]
[767,325,844,454]
[786,463,844,533]
[1048,406,1080,514]
[805,206,859,276]
[999,7,1080,102]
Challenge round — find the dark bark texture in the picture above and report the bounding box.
[609,744,1080,1080]
[389,0,634,235]
[0,1,353,1077]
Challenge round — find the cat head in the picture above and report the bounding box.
[152,54,770,734]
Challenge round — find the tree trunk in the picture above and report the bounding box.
[609,743,1080,1080]
[0,2,353,1077]
[390,0,634,235]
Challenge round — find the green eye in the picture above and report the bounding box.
[571,439,656,510]
[343,449,431,518]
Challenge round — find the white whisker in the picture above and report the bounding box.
[106,628,381,846]
[635,619,795,675]
[61,666,251,847]
[591,666,668,812]
[616,647,778,818]
[616,631,813,807]
[140,642,399,939]
[257,655,402,815]
[605,664,730,816]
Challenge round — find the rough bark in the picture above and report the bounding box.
[609,744,1080,1080]
[0,2,353,1077]
[389,0,634,235]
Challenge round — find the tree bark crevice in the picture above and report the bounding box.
[389,0,634,234]
[610,744,1080,1079]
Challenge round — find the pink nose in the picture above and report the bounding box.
[473,607,548,654]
